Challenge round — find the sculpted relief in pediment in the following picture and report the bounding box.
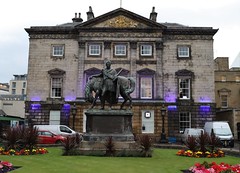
[94,15,147,28]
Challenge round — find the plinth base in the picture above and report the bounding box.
[83,133,134,141]
[77,109,144,156]
[78,140,144,156]
[85,109,133,135]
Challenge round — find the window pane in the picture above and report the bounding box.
[178,46,189,57]
[221,95,228,108]
[12,89,16,94]
[12,82,16,88]
[141,77,152,98]
[53,45,64,56]
[115,45,126,56]
[89,45,100,55]
[221,76,226,82]
[236,76,240,82]
[141,45,152,56]
[179,79,190,99]
[51,78,62,98]
[179,112,191,133]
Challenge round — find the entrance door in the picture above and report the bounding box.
[142,110,154,133]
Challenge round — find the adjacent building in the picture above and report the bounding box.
[0,75,27,131]
[214,57,240,140]
[25,7,218,141]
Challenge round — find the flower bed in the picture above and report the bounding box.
[0,161,14,173]
[188,161,240,173]
[0,147,48,156]
[177,149,225,158]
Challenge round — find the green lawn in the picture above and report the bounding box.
[0,148,239,173]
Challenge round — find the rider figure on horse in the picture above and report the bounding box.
[90,59,118,109]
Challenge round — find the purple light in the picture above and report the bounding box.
[30,96,41,101]
[168,105,177,111]
[63,104,71,110]
[31,104,41,110]
[164,94,177,103]
[64,96,76,101]
[199,96,212,103]
[199,105,211,112]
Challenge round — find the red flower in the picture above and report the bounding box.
[1,161,13,167]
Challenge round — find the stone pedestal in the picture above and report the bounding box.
[83,109,134,141]
[79,109,141,156]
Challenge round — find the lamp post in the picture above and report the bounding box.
[160,104,167,143]
[72,103,77,130]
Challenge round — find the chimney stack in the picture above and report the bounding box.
[149,7,157,22]
[87,6,95,20]
[72,12,83,23]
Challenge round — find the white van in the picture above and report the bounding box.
[181,128,204,143]
[204,121,234,147]
[34,125,77,137]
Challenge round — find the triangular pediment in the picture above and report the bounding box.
[76,8,166,29]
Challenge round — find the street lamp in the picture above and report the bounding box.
[72,103,77,130]
[160,104,167,143]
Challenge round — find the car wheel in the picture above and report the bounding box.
[55,140,63,145]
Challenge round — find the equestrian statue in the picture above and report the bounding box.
[85,60,135,110]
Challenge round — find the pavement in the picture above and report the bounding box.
[154,140,240,157]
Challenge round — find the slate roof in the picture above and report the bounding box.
[25,7,218,36]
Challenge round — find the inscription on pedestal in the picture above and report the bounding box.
[84,109,134,141]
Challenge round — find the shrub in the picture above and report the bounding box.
[208,129,222,153]
[197,131,209,154]
[177,130,225,158]
[62,136,77,156]
[104,136,115,156]
[137,134,153,157]
[3,127,19,151]
[74,133,82,146]
[23,127,39,152]
[185,135,198,152]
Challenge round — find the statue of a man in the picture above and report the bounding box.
[90,60,118,109]
[101,60,117,97]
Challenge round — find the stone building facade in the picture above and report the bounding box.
[214,57,240,140]
[25,7,217,141]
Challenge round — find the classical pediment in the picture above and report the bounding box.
[175,69,194,77]
[76,8,166,29]
[48,68,65,76]
[218,88,231,93]
[137,68,155,75]
[84,67,101,75]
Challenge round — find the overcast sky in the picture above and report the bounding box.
[0,0,239,83]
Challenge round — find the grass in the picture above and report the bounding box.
[0,147,239,173]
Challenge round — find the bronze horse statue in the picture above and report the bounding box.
[85,76,135,109]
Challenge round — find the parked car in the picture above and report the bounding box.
[34,125,79,137]
[37,130,66,144]
[181,128,204,144]
[204,121,234,147]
